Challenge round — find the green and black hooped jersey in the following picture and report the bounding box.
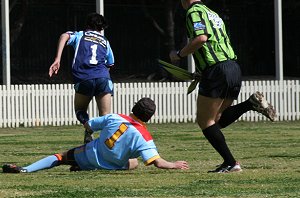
[186,2,237,71]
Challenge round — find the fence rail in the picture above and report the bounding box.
[0,80,299,128]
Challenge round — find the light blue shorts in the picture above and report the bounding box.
[74,143,98,170]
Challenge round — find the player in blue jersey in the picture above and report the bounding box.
[49,13,115,143]
[2,98,189,173]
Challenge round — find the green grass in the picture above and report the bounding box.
[0,121,300,198]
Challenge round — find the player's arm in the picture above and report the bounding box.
[84,115,107,132]
[106,41,115,70]
[49,33,70,77]
[151,158,189,170]
[178,35,207,57]
[170,9,208,62]
[169,35,207,61]
[139,142,189,170]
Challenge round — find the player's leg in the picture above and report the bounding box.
[2,153,65,173]
[95,93,111,116]
[74,93,94,144]
[198,60,242,173]
[94,77,113,116]
[75,93,94,143]
[74,92,94,143]
[74,80,95,143]
[218,61,275,128]
[71,144,101,171]
[62,148,83,172]
[215,99,234,124]
[74,80,94,124]
[74,92,92,124]
[217,93,276,129]
[197,95,237,170]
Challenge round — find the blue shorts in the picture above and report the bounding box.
[198,60,242,99]
[74,78,113,97]
[73,143,99,170]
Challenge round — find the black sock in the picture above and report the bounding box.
[202,124,236,166]
[75,110,89,124]
[218,100,254,128]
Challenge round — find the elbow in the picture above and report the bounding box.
[154,161,163,169]
[195,35,208,46]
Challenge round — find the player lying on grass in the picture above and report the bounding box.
[2,98,189,173]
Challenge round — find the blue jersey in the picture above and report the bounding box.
[74,114,160,170]
[66,31,115,83]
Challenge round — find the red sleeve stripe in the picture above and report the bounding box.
[118,114,153,141]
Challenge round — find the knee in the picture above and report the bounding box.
[214,113,222,123]
[60,152,68,163]
[196,116,215,130]
[53,153,65,165]
[75,110,89,124]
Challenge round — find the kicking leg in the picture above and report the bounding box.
[218,92,276,129]
[217,98,253,128]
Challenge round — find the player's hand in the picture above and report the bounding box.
[174,161,189,170]
[49,60,60,77]
[169,50,181,62]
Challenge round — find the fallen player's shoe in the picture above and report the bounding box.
[2,164,27,173]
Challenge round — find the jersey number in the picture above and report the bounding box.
[89,44,98,65]
[105,123,128,149]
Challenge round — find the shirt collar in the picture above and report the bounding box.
[129,113,147,128]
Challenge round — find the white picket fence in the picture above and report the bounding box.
[0,80,299,128]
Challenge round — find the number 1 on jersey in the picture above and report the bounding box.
[105,123,128,149]
[90,44,98,65]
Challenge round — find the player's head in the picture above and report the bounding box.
[85,13,108,31]
[180,0,198,10]
[180,0,187,9]
[132,98,156,122]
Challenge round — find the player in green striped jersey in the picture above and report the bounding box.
[170,0,276,173]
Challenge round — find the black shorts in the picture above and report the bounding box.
[65,148,79,166]
[198,60,242,99]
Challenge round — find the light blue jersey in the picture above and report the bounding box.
[66,30,115,83]
[74,114,160,170]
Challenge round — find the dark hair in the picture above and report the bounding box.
[85,12,108,31]
[132,98,156,122]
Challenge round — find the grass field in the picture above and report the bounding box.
[0,121,299,198]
